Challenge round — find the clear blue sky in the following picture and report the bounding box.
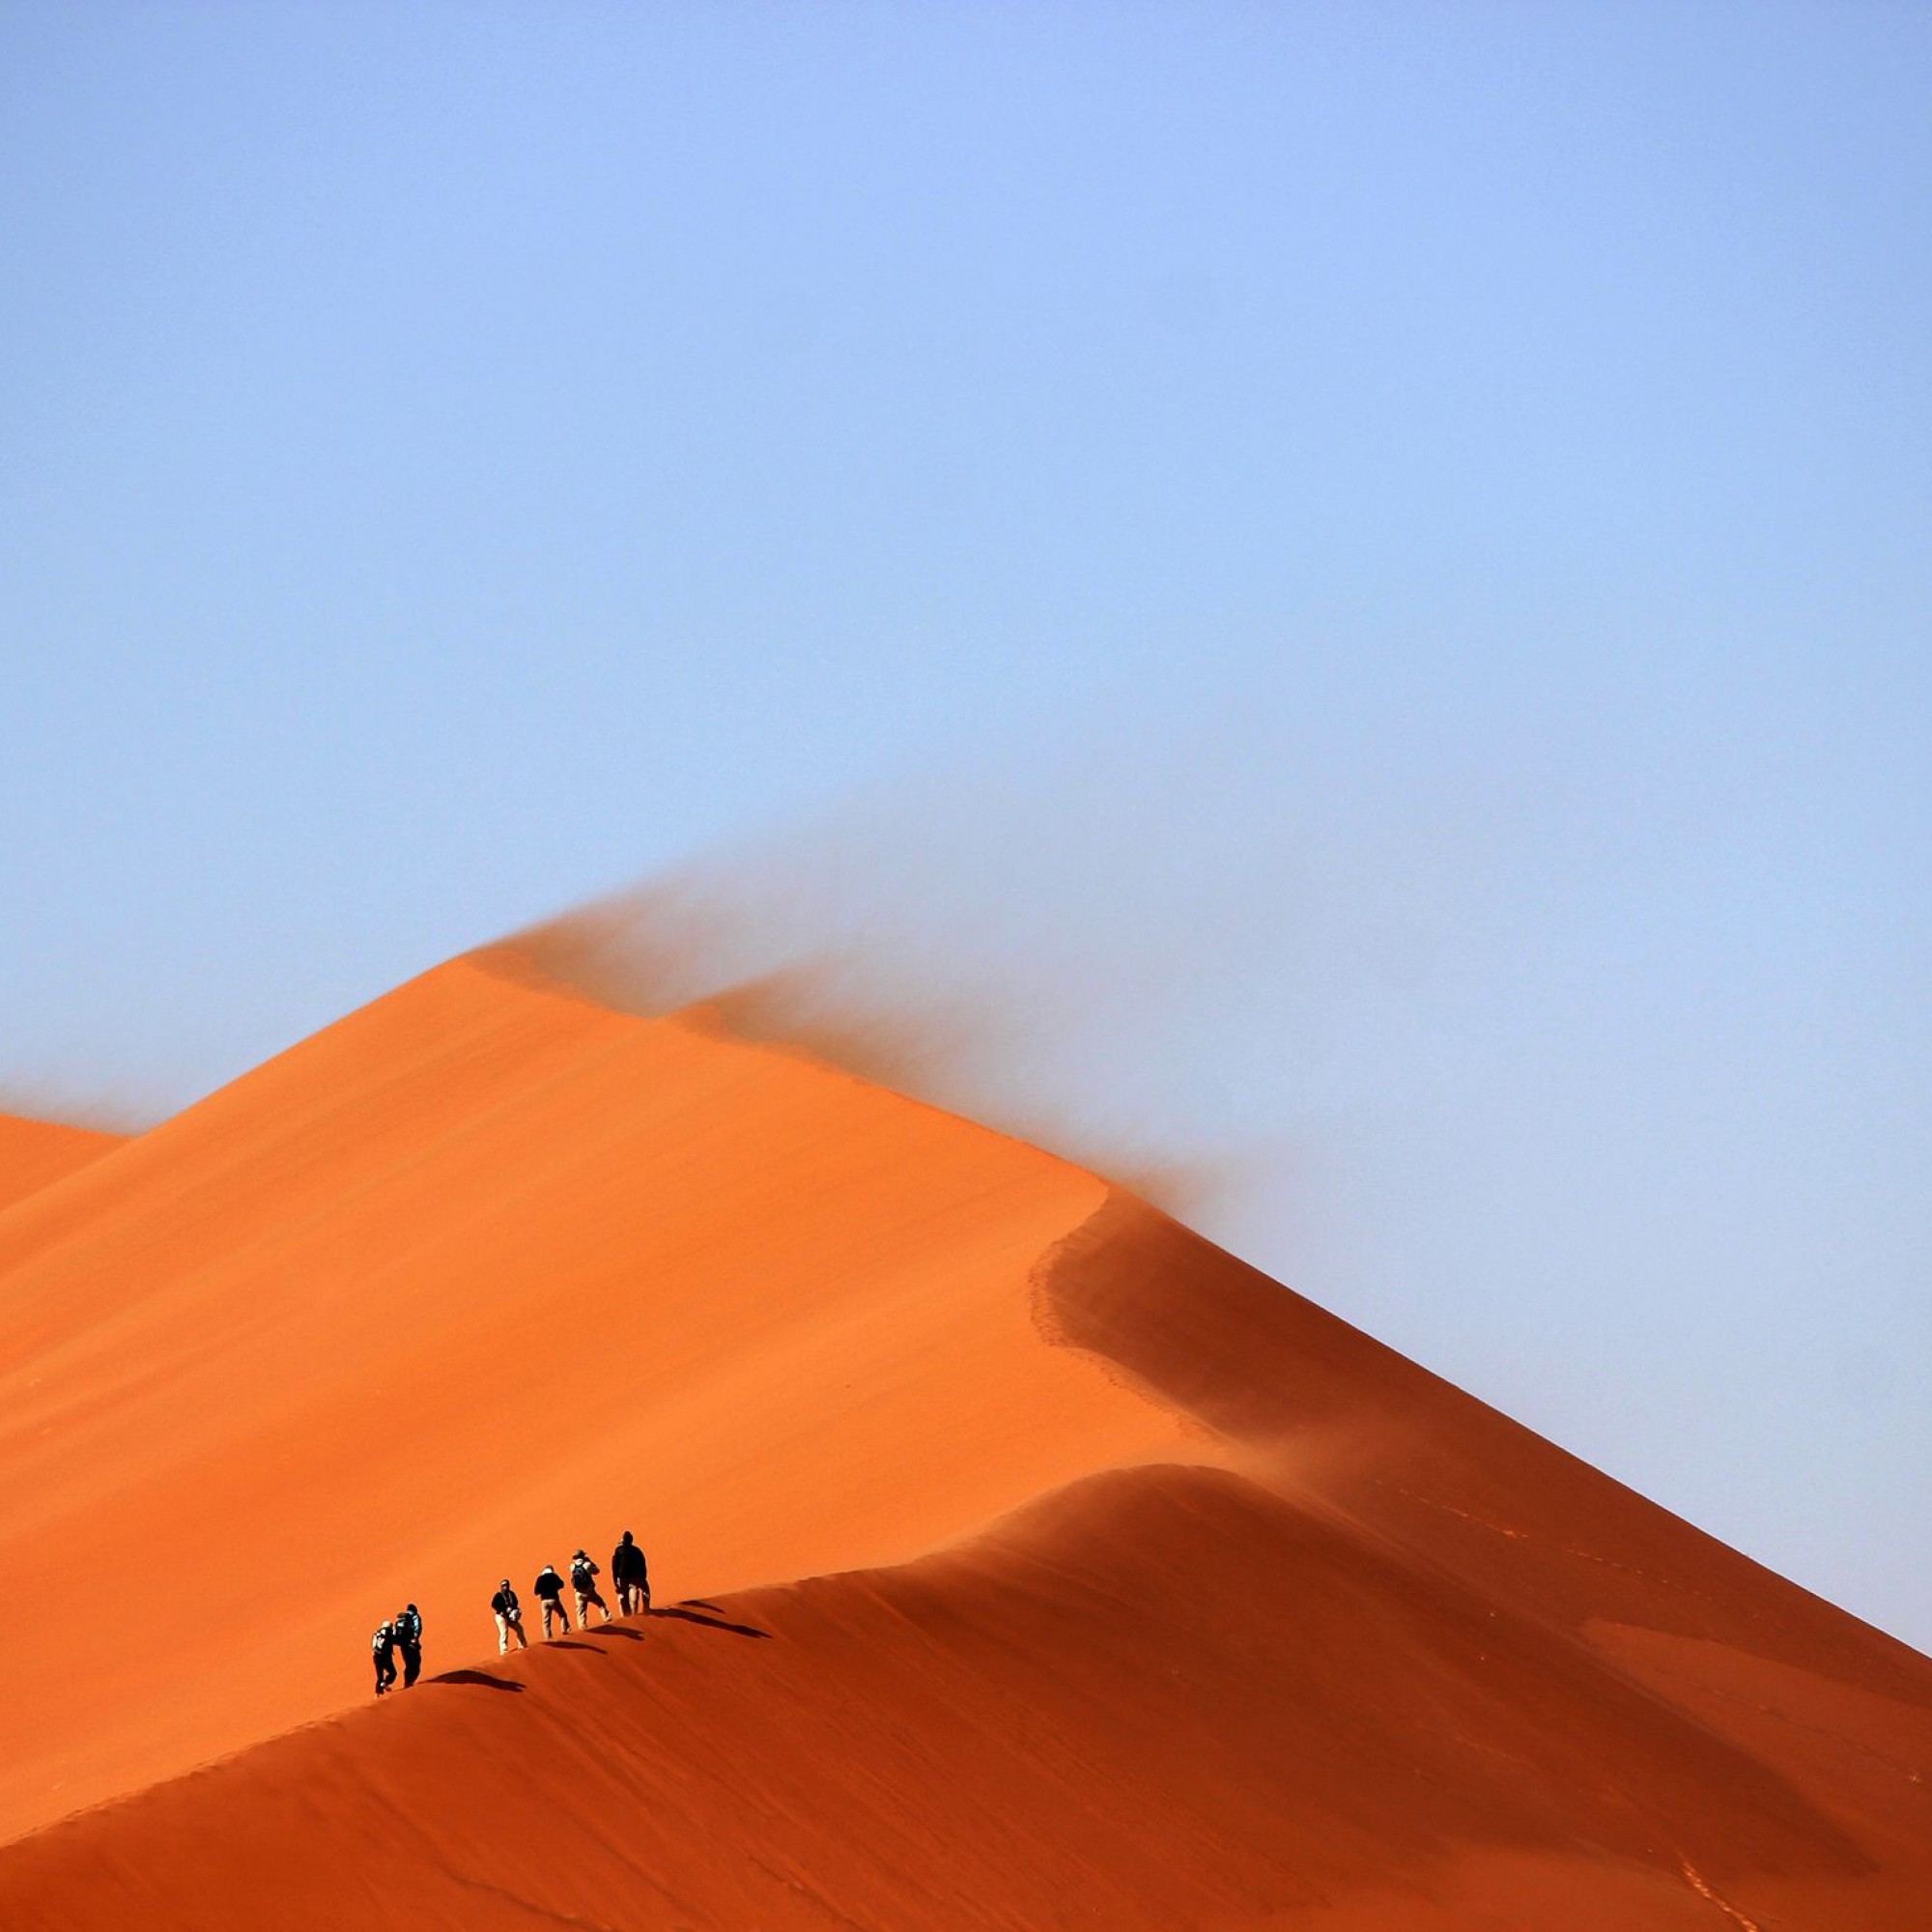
[4,6,1928,1644]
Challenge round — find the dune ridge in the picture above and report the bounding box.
[14,1458,1921,1931]
[0,1112,125,1215]
[1,944,1927,1927]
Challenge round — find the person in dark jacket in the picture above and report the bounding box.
[612,1530,650,1616]
[569,1549,611,1626]
[395,1604,424,1687]
[372,1620,399,1696]
[492,1579,528,1653]
[533,1563,572,1637]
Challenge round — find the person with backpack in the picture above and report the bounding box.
[395,1603,424,1687]
[492,1578,528,1653]
[533,1562,572,1637]
[612,1530,650,1616]
[371,1619,399,1696]
[569,1548,611,1626]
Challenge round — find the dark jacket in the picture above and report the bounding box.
[492,1588,521,1620]
[534,1567,566,1602]
[396,1607,423,1648]
[372,1624,395,1659]
[612,1539,648,1583]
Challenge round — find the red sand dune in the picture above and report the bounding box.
[1,946,1927,1928]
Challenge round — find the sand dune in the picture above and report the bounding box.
[1,946,1927,1927]
[0,946,1203,1843]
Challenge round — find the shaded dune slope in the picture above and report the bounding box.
[1051,1199,1932,1702]
[0,1112,124,1214]
[2,951,1929,1928]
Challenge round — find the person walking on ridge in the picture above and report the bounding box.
[533,1563,572,1637]
[612,1530,650,1616]
[570,1548,611,1626]
[372,1618,399,1696]
[395,1603,424,1687]
[492,1578,527,1653]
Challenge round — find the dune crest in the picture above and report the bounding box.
[0,1112,126,1216]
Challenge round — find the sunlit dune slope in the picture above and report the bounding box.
[0,946,1207,1843]
[0,1112,124,1214]
[4,1454,1929,1929]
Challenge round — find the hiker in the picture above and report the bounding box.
[569,1548,612,1626]
[612,1530,650,1615]
[492,1578,528,1653]
[395,1603,424,1687]
[372,1619,399,1696]
[533,1563,572,1637]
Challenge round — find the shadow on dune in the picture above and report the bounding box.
[1035,1193,1932,1706]
[657,1605,772,1640]
[546,1640,602,1653]
[431,1671,524,1692]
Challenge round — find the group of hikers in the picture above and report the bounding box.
[372,1531,651,1694]
[491,1534,654,1650]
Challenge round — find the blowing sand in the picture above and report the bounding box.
[0,946,1925,1928]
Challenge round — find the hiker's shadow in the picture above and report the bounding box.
[433,1670,524,1692]
[657,1605,772,1640]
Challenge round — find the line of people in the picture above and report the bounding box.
[492,1534,651,1651]
[369,1533,650,1694]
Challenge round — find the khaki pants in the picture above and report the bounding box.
[617,1580,649,1615]
[497,1613,527,1654]
[575,1586,611,1624]
[541,1598,570,1637]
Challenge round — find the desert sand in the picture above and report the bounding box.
[0,943,1926,1928]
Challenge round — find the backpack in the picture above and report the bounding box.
[571,1559,595,1590]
